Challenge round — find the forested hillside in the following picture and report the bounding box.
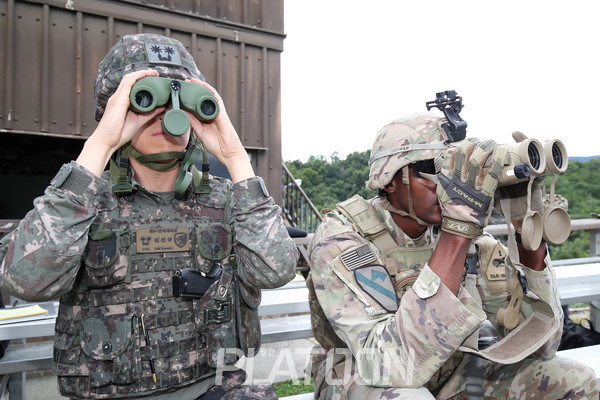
[285,154,600,260]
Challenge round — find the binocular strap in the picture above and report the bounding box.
[130,148,184,171]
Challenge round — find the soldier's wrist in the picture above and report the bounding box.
[441,217,482,239]
[514,231,546,246]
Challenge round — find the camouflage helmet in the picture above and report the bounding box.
[94,33,205,121]
[366,112,449,191]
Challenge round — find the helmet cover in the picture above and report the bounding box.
[94,33,204,121]
[367,113,449,191]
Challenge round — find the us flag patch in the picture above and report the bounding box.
[340,244,377,270]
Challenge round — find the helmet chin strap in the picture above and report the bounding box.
[381,166,430,226]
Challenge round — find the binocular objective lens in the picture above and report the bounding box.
[200,100,217,117]
[135,91,154,109]
[527,142,542,170]
[551,143,563,169]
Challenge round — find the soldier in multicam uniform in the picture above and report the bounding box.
[0,33,299,399]
[307,112,599,399]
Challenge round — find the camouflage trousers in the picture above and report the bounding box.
[438,355,599,400]
[314,354,599,400]
[198,369,278,400]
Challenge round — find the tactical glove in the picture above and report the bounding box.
[437,138,509,239]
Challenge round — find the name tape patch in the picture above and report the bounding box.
[136,227,191,253]
[487,258,507,281]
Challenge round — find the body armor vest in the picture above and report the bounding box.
[308,196,436,351]
[53,177,260,399]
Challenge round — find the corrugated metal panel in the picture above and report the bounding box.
[0,0,284,204]
[117,0,284,33]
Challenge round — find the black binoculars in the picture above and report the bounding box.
[129,77,220,136]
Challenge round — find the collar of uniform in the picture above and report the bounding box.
[402,226,434,247]
[123,168,190,204]
[372,197,438,248]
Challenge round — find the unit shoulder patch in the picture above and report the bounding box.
[354,264,398,312]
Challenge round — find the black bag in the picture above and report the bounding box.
[558,317,600,351]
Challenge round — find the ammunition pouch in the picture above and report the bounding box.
[82,228,131,288]
[79,314,141,387]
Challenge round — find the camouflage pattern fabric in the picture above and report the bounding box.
[307,195,599,399]
[367,113,448,191]
[199,370,277,400]
[0,161,298,398]
[494,177,545,225]
[547,193,569,211]
[438,355,599,399]
[94,33,204,121]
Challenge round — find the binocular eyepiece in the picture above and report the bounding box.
[129,76,219,137]
[497,138,568,186]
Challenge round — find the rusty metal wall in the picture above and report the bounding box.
[0,0,284,205]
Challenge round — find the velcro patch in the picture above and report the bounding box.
[340,244,377,270]
[136,228,191,253]
[487,258,507,281]
[145,43,183,66]
[354,265,398,312]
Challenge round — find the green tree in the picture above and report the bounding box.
[285,156,600,260]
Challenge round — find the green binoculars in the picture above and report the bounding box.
[129,76,219,137]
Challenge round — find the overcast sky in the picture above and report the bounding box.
[280,0,600,162]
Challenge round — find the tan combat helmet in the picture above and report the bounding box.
[366,112,449,225]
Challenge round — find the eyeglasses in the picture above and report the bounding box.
[410,159,438,179]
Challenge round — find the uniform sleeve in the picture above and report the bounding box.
[309,214,485,388]
[520,253,564,359]
[476,236,563,360]
[228,176,298,289]
[0,162,107,301]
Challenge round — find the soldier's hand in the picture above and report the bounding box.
[436,138,509,239]
[187,79,254,183]
[76,70,162,177]
[94,69,162,152]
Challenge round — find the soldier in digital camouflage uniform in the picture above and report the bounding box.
[0,33,299,399]
[306,112,599,399]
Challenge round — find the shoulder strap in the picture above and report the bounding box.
[109,144,133,194]
[336,195,398,273]
[192,165,212,194]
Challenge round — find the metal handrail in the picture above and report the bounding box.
[281,163,322,233]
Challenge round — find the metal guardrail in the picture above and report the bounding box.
[486,218,600,258]
[290,218,600,272]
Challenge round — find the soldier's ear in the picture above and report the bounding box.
[383,179,398,195]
